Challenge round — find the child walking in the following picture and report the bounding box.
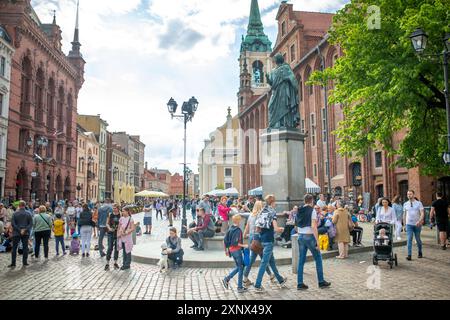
[53,213,66,255]
[222,214,248,293]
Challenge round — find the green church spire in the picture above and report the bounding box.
[241,0,272,53]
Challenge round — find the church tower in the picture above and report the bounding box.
[68,0,85,92]
[238,0,272,110]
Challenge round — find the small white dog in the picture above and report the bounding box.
[158,243,169,272]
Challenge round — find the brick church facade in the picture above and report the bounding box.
[0,0,85,202]
[239,1,440,206]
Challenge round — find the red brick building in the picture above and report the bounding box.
[239,1,438,205]
[169,173,184,197]
[1,0,85,202]
[142,167,171,194]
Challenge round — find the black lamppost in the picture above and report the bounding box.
[86,155,94,201]
[410,29,450,163]
[166,96,199,238]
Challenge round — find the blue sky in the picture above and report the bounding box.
[31,0,349,174]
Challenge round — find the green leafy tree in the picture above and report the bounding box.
[216,184,225,190]
[310,0,450,176]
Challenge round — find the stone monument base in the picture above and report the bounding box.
[261,128,306,213]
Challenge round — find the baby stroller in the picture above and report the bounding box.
[373,222,398,269]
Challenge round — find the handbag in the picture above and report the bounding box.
[250,239,263,255]
[118,217,131,238]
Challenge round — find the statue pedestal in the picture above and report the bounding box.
[261,129,306,213]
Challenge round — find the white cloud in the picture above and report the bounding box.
[30,0,348,174]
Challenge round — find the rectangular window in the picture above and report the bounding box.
[325,161,329,176]
[57,144,64,162]
[290,44,296,62]
[281,21,286,36]
[19,129,27,152]
[375,151,383,168]
[299,78,303,102]
[314,164,317,177]
[309,84,314,95]
[0,135,4,159]
[0,93,3,116]
[321,108,327,142]
[46,140,53,158]
[0,56,5,77]
[301,119,305,134]
[225,168,232,177]
[66,148,72,165]
[310,114,316,147]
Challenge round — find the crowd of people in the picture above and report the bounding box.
[1,189,449,295]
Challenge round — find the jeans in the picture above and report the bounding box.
[395,221,403,239]
[55,236,65,255]
[122,242,131,268]
[189,229,215,249]
[156,209,163,219]
[225,249,244,289]
[279,225,295,242]
[406,224,423,256]
[254,242,283,288]
[35,230,51,258]
[243,235,272,278]
[297,234,324,285]
[80,226,92,254]
[11,235,30,265]
[106,233,119,262]
[98,227,107,254]
[351,227,363,244]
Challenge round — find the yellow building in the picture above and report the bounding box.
[111,143,131,203]
[199,108,242,195]
[76,125,100,202]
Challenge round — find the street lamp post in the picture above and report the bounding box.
[166,96,199,238]
[86,155,94,201]
[410,29,450,161]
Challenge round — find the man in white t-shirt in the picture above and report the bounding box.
[65,203,76,238]
[316,194,327,209]
[403,190,424,261]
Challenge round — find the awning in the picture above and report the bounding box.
[248,186,263,196]
[305,178,321,194]
[216,188,239,197]
[204,189,223,196]
[248,179,321,196]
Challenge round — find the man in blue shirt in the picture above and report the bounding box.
[97,199,113,257]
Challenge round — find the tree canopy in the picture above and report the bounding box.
[310,0,450,176]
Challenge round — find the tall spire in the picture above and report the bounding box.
[247,0,264,35]
[69,0,82,58]
[240,0,271,53]
[52,10,56,25]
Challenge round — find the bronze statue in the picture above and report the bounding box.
[266,53,300,129]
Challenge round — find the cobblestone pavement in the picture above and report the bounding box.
[0,232,449,300]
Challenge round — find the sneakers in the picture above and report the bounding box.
[442,245,447,250]
[120,266,130,270]
[105,264,110,271]
[243,279,253,287]
[270,274,276,283]
[82,253,85,258]
[86,253,90,257]
[190,245,198,249]
[319,281,331,289]
[194,247,204,251]
[406,256,412,261]
[254,286,265,293]
[237,287,248,293]
[279,277,288,287]
[114,263,120,270]
[7,264,16,268]
[222,278,229,290]
[418,253,423,258]
[297,284,309,291]
[100,252,106,257]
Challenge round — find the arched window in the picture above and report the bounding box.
[57,87,64,132]
[252,60,264,86]
[298,75,303,102]
[20,57,32,116]
[35,68,45,123]
[66,94,73,137]
[47,78,55,130]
